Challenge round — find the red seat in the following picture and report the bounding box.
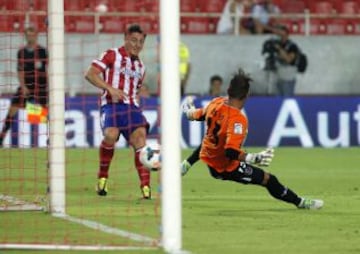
[30,0,47,11]
[340,1,359,14]
[199,0,226,12]
[280,18,305,34]
[181,0,200,12]
[310,1,335,14]
[181,17,216,34]
[65,15,95,33]
[0,14,24,32]
[125,17,159,34]
[327,19,357,34]
[99,16,126,33]
[5,0,31,11]
[144,0,159,13]
[64,0,89,11]
[111,0,147,12]
[0,0,6,10]
[280,0,306,13]
[29,14,48,32]
[309,18,328,34]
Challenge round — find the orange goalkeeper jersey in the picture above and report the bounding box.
[191,97,248,173]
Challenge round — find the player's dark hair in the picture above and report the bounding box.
[126,24,147,38]
[210,75,223,84]
[227,68,252,100]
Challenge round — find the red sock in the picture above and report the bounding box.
[98,140,114,178]
[135,149,150,188]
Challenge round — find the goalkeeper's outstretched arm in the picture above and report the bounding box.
[182,96,206,121]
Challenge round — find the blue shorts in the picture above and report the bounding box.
[100,104,149,141]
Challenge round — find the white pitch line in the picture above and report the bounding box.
[0,243,157,251]
[56,213,159,246]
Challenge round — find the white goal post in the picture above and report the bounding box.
[48,0,66,216]
[160,0,183,253]
[0,0,184,252]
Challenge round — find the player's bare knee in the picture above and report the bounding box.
[129,127,147,149]
[104,128,119,144]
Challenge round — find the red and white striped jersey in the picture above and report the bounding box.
[91,46,146,106]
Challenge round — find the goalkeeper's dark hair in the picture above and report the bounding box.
[227,68,252,100]
[126,24,147,39]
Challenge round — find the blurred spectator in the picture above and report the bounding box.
[216,0,254,35]
[208,75,224,96]
[0,26,48,146]
[251,0,281,34]
[261,25,299,96]
[180,41,191,96]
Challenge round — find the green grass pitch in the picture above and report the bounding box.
[1,147,360,254]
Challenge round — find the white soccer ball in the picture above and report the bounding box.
[95,3,108,13]
[139,145,161,171]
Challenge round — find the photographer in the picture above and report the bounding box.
[262,25,299,96]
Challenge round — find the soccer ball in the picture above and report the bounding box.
[139,145,161,171]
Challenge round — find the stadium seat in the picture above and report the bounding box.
[327,19,357,34]
[144,0,159,13]
[111,0,147,12]
[126,17,159,34]
[180,0,200,12]
[280,18,305,34]
[100,15,159,34]
[280,0,306,13]
[0,14,24,32]
[28,14,48,32]
[309,18,328,34]
[99,16,126,33]
[198,0,226,13]
[180,17,216,34]
[5,0,31,11]
[64,0,89,11]
[30,0,47,11]
[65,15,95,33]
[339,1,359,14]
[309,1,335,14]
[1,0,46,11]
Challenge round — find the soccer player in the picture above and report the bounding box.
[182,68,324,209]
[0,26,48,146]
[85,24,153,199]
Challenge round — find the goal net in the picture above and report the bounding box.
[0,0,164,251]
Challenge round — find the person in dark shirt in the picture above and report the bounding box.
[0,26,48,146]
[262,25,299,96]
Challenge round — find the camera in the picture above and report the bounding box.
[262,38,281,71]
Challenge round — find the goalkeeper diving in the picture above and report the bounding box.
[181,68,323,210]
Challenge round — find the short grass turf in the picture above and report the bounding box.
[1,147,359,254]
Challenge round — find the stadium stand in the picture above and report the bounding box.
[180,17,217,34]
[280,0,306,13]
[64,16,96,33]
[0,14,24,32]
[310,1,336,13]
[0,0,360,35]
[198,0,226,13]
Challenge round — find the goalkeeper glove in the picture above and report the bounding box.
[245,148,274,167]
[182,96,196,120]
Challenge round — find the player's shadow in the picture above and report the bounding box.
[204,208,296,217]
